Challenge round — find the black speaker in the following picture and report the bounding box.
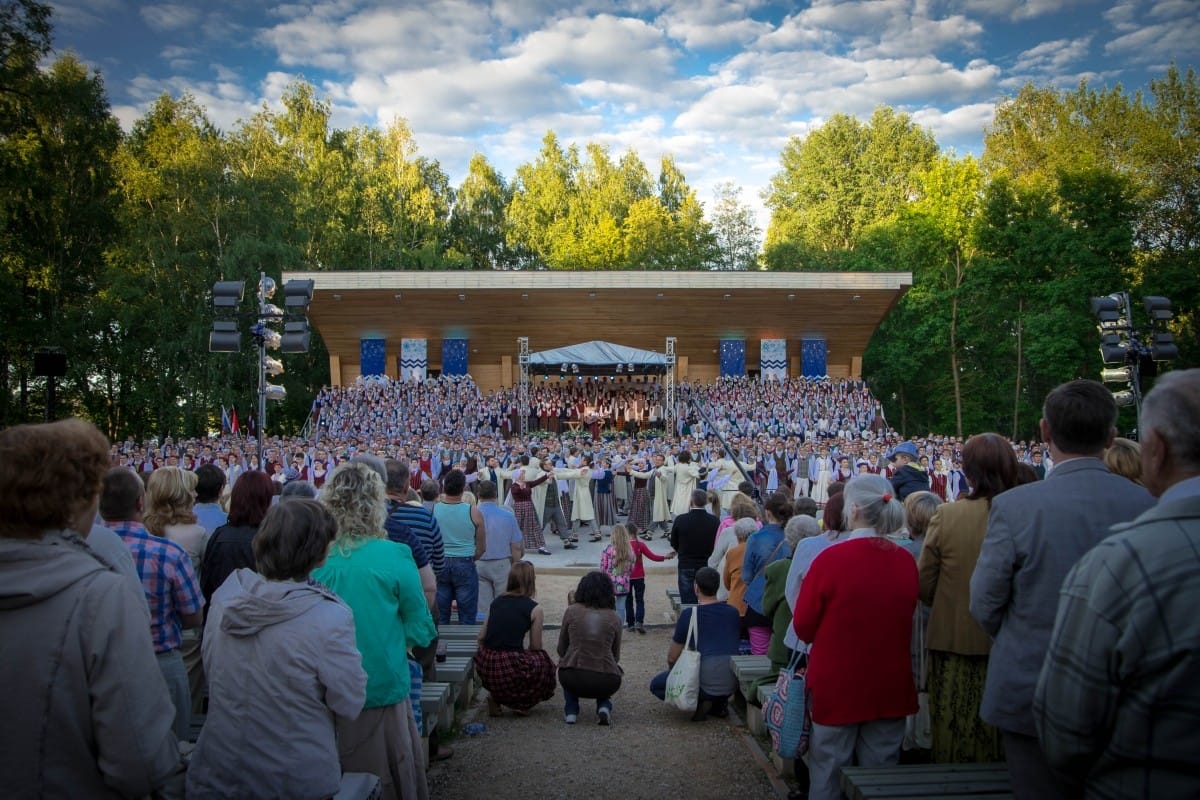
[34,351,67,377]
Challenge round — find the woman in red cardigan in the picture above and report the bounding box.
[793,473,919,800]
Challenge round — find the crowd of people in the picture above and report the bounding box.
[2,369,1198,799]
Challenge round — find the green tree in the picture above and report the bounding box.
[449,153,514,269]
[765,107,938,253]
[507,131,578,267]
[708,182,760,270]
[0,52,120,426]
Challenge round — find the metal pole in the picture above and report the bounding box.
[257,271,266,469]
[664,336,677,433]
[517,337,530,437]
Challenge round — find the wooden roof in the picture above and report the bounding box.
[282,270,911,373]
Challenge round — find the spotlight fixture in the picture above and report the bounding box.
[656,292,664,299]
[458,294,466,301]
[787,293,795,300]
[394,293,402,300]
[561,363,568,373]
[627,363,634,372]
[723,293,731,299]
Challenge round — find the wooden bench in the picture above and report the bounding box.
[442,641,479,659]
[418,682,451,768]
[435,656,475,710]
[729,654,772,710]
[437,624,482,642]
[840,763,1012,800]
[665,588,681,615]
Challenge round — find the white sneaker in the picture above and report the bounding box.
[598,708,611,726]
[564,713,577,724]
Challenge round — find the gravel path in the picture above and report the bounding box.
[428,572,784,800]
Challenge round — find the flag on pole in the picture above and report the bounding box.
[221,405,231,435]
[230,407,240,436]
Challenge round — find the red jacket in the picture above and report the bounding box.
[793,536,918,726]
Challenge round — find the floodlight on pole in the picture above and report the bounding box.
[209,270,316,460]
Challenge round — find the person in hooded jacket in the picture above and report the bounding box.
[188,498,367,800]
[0,419,182,799]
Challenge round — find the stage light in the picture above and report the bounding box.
[1112,390,1135,407]
[264,384,287,401]
[263,357,284,377]
[1099,333,1128,365]
[1101,367,1132,384]
[208,320,241,353]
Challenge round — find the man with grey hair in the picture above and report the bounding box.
[1035,369,1200,799]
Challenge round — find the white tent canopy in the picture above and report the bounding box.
[528,340,669,375]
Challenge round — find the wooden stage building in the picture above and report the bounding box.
[281,270,912,391]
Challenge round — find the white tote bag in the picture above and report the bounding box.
[664,607,701,712]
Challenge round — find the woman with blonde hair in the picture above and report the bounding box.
[1104,437,1142,485]
[475,560,557,717]
[145,466,205,575]
[145,465,209,715]
[312,462,437,800]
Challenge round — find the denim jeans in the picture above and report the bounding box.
[156,649,191,742]
[436,557,479,624]
[624,578,646,626]
[562,685,613,717]
[678,567,698,605]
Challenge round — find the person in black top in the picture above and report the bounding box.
[474,561,557,717]
[670,489,720,604]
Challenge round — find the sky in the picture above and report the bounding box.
[46,0,1200,233]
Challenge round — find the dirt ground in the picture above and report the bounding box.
[427,568,788,800]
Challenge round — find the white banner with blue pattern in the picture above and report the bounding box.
[760,338,787,381]
[400,338,427,381]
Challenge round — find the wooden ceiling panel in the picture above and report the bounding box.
[284,271,911,373]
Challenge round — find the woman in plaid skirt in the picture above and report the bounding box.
[592,458,617,529]
[475,561,557,716]
[510,468,552,555]
[626,459,653,538]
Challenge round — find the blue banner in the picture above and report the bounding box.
[360,338,386,376]
[719,339,746,377]
[801,338,827,377]
[442,338,468,376]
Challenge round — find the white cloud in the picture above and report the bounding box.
[1010,37,1093,76]
[960,0,1088,22]
[655,0,775,49]
[140,4,202,32]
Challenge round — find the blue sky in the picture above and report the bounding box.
[47,0,1200,231]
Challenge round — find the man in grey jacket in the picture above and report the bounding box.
[970,380,1154,799]
[1036,369,1200,799]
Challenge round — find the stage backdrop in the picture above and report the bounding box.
[719,339,746,377]
[760,339,787,380]
[360,338,386,377]
[801,338,827,378]
[400,338,427,381]
[442,338,469,376]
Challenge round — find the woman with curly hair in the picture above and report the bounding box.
[0,419,181,798]
[475,560,557,717]
[313,462,437,800]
